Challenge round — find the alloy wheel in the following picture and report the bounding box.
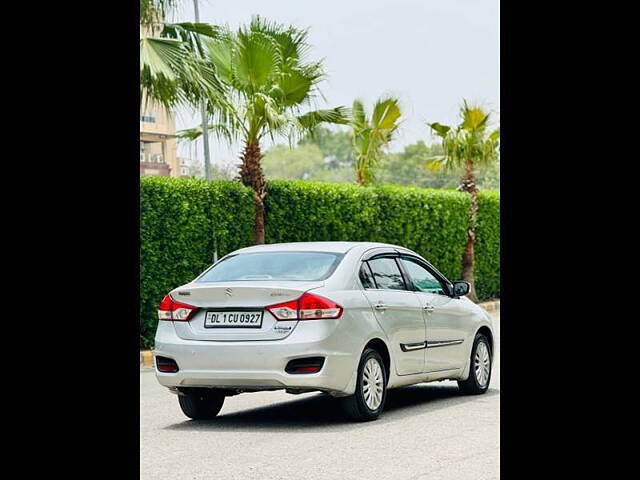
[474,341,491,387]
[362,357,384,410]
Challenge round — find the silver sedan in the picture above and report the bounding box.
[154,242,494,421]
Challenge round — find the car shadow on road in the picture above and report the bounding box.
[163,384,499,433]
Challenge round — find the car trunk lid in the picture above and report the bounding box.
[171,281,323,341]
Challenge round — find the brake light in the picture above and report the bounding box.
[299,293,343,319]
[267,292,343,321]
[157,294,198,322]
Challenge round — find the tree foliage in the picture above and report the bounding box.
[139,1,223,110]
[299,126,355,168]
[262,144,326,180]
[426,101,500,175]
[349,97,402,185]
[426,101,500,302]
[177,16,350,243]
[180,16,349,146]
[261,132,499,189]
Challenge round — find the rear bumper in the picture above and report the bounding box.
[153,320,359,395]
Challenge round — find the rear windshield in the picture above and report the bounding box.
[196,251,344,282]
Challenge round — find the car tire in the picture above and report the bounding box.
[457,333,492,395]
[178,389,225,420]
[341,348,387,422]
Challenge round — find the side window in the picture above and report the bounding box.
[359,262,375,289]
[399,257,446,294]
[367,257,407,290]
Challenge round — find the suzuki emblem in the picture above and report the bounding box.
[225,288,233,297]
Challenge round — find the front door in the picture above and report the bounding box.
[360,256,426,376]
[398,256,468,372]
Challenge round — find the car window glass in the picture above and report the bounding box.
[197,252,343,282]
[399,257,445,294]
[359,263,375,289]
[367,257,406,290]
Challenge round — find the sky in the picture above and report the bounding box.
[168,0,500,168]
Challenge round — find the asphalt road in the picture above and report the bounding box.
[140,311,500,480]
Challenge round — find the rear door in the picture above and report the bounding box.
[360,255,425,376]
[397,256,468,372]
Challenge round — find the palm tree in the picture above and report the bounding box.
[139,0,223,110]
[349,97,402,185]
[180,17,349,244]
[427,101,500,303]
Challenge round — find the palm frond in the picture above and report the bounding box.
[140,37,182,80]
[461,102,490,132]
[247,16,312,63]
[274,70,314,106]
[351,99,367,128]
[178,123,235,143]
[162,22,220,56]
[140,35,225,110]
[163,22,220,40]
[297,107,351,130]
[205,32,234,84]
[428,122,451,138]
[348,96,402,185]
[371,97,401,131]
[233,28,278,94]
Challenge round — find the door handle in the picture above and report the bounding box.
[374,302,388,311]
[423,304,435,313]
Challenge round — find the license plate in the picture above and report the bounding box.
[204,311,263,328]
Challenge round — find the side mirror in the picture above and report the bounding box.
[452,281,470,297]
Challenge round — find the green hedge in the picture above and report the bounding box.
[140,177,254,347]
[139,177,500,347]
[475,191,500,300]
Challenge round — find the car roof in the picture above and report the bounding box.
[232,241,409,255]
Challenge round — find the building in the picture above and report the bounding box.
[140,102,180,177]
[177,157,193,178]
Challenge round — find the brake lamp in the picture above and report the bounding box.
[267,292,343,321]
[157,294,198,322]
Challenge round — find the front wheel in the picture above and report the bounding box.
[457,333,492,395]
[341,348,387,421]
[178,389,225,420]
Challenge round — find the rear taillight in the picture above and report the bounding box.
[267,292,343,321]
[157,294,198,322]
[299,293,343,319]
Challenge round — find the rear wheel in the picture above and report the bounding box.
[342,348,387,421]
[178,389,225,420]
[457,333,492,395]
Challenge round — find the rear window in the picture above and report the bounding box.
[196,251,344,282]
[367,257,406,290]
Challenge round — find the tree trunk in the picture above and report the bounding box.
[459,160,479,303]
[238,142,267,245]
